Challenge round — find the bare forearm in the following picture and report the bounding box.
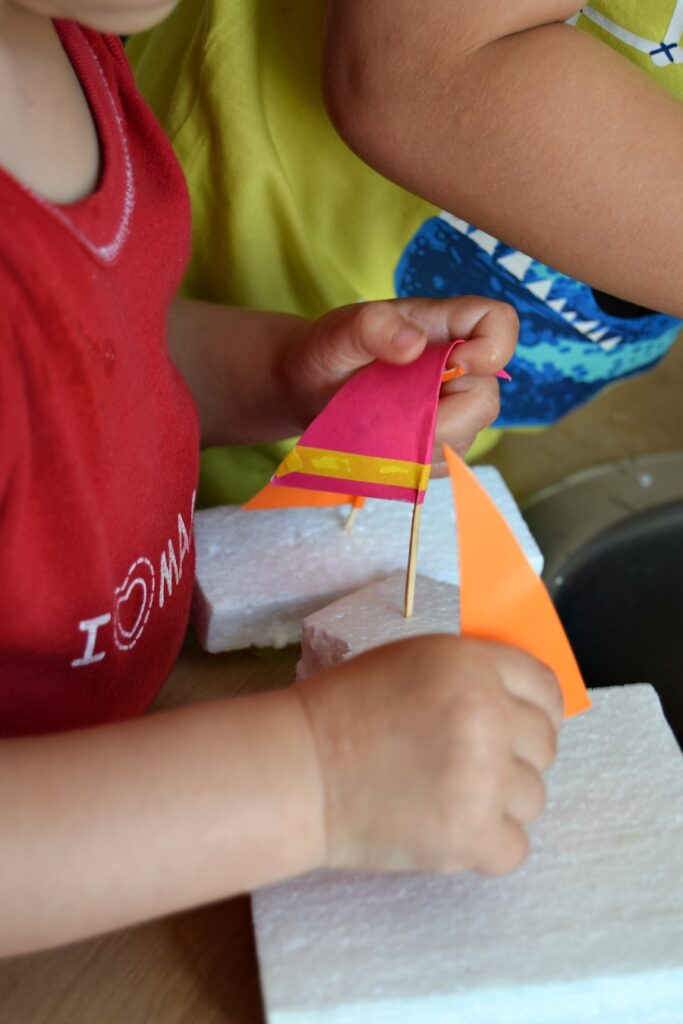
[324,3,683,316]
[168,297,309,446]
[0,688,324,955]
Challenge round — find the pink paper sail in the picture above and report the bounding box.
[267,341,458,506]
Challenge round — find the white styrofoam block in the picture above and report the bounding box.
[253,686,683,1024]
[297,571,459,680]
[193,468,542,652]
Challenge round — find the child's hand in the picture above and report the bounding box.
[295,635,562,876]
[280,297,518,457]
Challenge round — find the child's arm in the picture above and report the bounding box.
[0,686,324,955]
[322,0,683,318]
[0,637,561,955]
[167,294,517,456]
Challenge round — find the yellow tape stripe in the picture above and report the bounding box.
[276,445,431,491]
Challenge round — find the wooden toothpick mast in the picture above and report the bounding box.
[343,495,366,533]
[404,501,422,618]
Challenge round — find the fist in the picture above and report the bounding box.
[295,634,562,876]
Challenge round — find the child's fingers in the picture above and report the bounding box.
[287,301,428,424]
[476,815,530,876]
[389,296,519,377]
[459,639,563,731]
[303,302,428,385]
[289,295,517,429]
[434,376,501,455]
[442,303,518,378]
[505,758,547,826]
[509,700,559,775]
[304,296,517,382]
[495,643,565,731]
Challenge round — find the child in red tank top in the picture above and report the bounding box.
[0,0,562,956]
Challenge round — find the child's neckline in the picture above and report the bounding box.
[0,22,134,265]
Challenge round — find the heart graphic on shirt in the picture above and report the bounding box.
[116,578,147,637]
[113,558,156,652]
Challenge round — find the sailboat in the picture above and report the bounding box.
[244,341,459,616]
[243,340,590,717]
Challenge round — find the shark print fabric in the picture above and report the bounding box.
[395,214,681,426]
[393,1,683,427]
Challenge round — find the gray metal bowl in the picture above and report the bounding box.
[523,453,683,747]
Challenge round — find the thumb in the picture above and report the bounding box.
[303,302,429,385]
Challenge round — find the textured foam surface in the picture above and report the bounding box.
[193,469,542,652]
[253,686,683,1024]
[297,572,459,680]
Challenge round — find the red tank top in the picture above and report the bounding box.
[0,23,199,735]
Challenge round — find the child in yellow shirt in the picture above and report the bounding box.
[129,0,683,504]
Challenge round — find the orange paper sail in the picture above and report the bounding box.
[243,485,359,511]
[266,342,458,506]
[444,444,591,718]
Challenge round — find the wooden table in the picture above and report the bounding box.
[0,643,300,1024]
[1,337,681,1024]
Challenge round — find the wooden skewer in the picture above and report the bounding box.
[404,500,422,618]
[343,496,364,533]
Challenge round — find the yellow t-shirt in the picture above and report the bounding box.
[130,0,440,503]
[129,2,683,504]
[577,2,683,92]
